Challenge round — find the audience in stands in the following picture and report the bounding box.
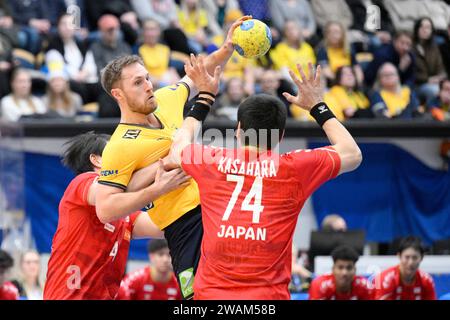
[139,19,180,88]
[177,0,210,53]
[1,68,46,121]
[321,214,348,232]
[324,66,372,121]
[0,249,18,300]
[413,18,447,104]
[311,0,353,31]
[316,21,363,85]
[11,250,43,300]
[427,79,450,122]
[42,71,83,118]
[365,31,415,88]
[214,77,246,121]
[370,62,420,119]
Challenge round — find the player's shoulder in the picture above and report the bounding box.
[417,269,434,285]
[312,273,333,286]
[68,172,98,189]
[155,81,190,98]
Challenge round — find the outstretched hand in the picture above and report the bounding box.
[184,54,221,95]
[282,63,324,111]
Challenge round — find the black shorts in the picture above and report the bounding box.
[163,205,202,299]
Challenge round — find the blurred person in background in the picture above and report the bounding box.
[365,31,415,88]
[324,66,372,121]
[373,236,436,300]
[42,71,83,118]
[117,239,181,300]
[139,19,180,88]
[46,14,99,104]
[269,0,317,44]
[11,250,43,300]
[412,17,447,104]
[370,62,420,119]
[177,0,210,53]
[439,23,450,79]
[0,68,47,122]
[427,79,450,121]
[316,21,363,86]
[309,245,372,300]
[270,20,316,82]
[214,77,246,121]
[259,69,296,118]
[0,249,18,300]
[321,214,348,232]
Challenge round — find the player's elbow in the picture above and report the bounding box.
[353,146,363,168]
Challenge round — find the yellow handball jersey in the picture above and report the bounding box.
[98,82,200,230]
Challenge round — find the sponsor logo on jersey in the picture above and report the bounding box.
[104,223,115,233]
[123,129,141,139]
[144,284,154,292]
[100,169,118,177]
[124,229,131,241]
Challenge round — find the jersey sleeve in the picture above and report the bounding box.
[292,146,341,196]
[98,141,140,190]
[72,173,97,206]
[372,272,395,300]
[154,82,190,128]
[116,280,131,300]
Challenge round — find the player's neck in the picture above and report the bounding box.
[399,268,416,285]
[336,283,352,294]
[121,112,161,128]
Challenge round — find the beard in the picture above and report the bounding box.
[128,96,157,115]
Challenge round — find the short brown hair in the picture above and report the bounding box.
[100,55,144,98]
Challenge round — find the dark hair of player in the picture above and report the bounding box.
[331,245,360,264]
[237,93,287,150]
[62,131,110,175]
[147,239,169,254]
[0,249,14,270]
[397,236,425,257]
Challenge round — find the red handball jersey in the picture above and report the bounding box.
[373,265,436,300]
[0,282,19,300]
[117,266,181,300]
[181,144,341,300]
[309,274,372,300]
[44,172,139,300]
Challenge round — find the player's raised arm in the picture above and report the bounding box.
[282,63,362,175]
[180,15,251,99]
[167,54,222,167]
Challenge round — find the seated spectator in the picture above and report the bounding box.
[177,0,210,53]
[269,0,317,43]
[259,69,296,117]
[373,236,436,300]
[365,31,415,88]
[427,79,450,121]
[117,239,181,300]
[413,17,447,104]
[90,14,132,118]
[316,21,363,85]
[131,0,193,55]
[0,68,47,122]
[311,0,353,31]
[11,250,43,300]
[46,14,99,104]
[309,246,372,300]
[213,77,246,120]
[9,0,51,54]
[139,19,180,88]
[238,0,270,23]
[370,63,420,119]
[42,71,83,118]
[0,249,18,300]
[321,214,348,232]
[200,0,239,37]
[270,20,316,81]
[439,23,450,80]
[208,9,256,95]
[324,66,372,121]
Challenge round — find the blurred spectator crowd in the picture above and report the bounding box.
[0,0,449,122]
